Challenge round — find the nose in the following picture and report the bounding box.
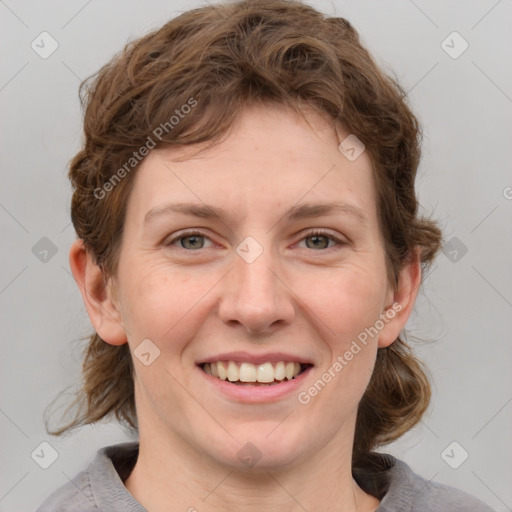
[217,244,296,334]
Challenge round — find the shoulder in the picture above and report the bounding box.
[34,469,97,512]
[402,471,497,512]
[35,442,141,512]
[355,452,496,512]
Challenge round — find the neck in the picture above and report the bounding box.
[124,421,380,512]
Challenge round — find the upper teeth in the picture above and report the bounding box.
[203,361,302,383]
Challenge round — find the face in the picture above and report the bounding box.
[87,104,414,471]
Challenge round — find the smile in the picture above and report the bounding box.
[202,361,310,386]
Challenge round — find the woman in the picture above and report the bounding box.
[37,0,495,510]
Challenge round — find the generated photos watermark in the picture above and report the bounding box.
[297,302,403,405]
[94,97,198,200]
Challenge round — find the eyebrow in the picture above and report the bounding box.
[143,201,368,225]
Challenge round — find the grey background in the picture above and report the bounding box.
[1,0,511,510]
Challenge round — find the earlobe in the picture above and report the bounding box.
[378,250,422,348]
[68,239,127,346]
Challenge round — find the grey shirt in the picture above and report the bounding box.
[35,442,495,511]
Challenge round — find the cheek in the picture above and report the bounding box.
[118,262,214,347]
[304,260,389,343]
[302,273,382,419]
[297,259,387,399]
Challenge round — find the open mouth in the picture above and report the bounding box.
[201,361,312,386]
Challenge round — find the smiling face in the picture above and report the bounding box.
[78,104,418,471]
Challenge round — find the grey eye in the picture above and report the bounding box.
[305,234,331,249]
[180,235,205,249]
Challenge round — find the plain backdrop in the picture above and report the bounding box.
[1,1,511,510]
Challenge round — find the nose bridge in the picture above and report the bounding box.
[236,249,275,299]
[218,239,295,332]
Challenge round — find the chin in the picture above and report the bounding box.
[203,424,309,472]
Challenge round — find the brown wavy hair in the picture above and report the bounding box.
[45,0,442,465]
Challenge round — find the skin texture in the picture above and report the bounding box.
[70,104,421,512]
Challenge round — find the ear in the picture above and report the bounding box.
[378,248,422,348]
[69,239,127,346]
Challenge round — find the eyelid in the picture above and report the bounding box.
[164,228,348,250]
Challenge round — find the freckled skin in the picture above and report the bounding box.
[70,104,421,511]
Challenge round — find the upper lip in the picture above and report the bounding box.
[196,351,314,366]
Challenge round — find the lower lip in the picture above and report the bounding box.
[197,365,313,403]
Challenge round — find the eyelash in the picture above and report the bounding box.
[165,229,346,251]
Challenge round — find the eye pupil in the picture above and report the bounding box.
[306,235,329,249]
[172,233,337,251]
[181,235,204,249]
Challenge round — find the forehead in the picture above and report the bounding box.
[126,104,377,223]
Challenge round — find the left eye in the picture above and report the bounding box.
[165,230,344,251]
[297,231,344,250]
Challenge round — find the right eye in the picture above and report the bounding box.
[165,231,215,250]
